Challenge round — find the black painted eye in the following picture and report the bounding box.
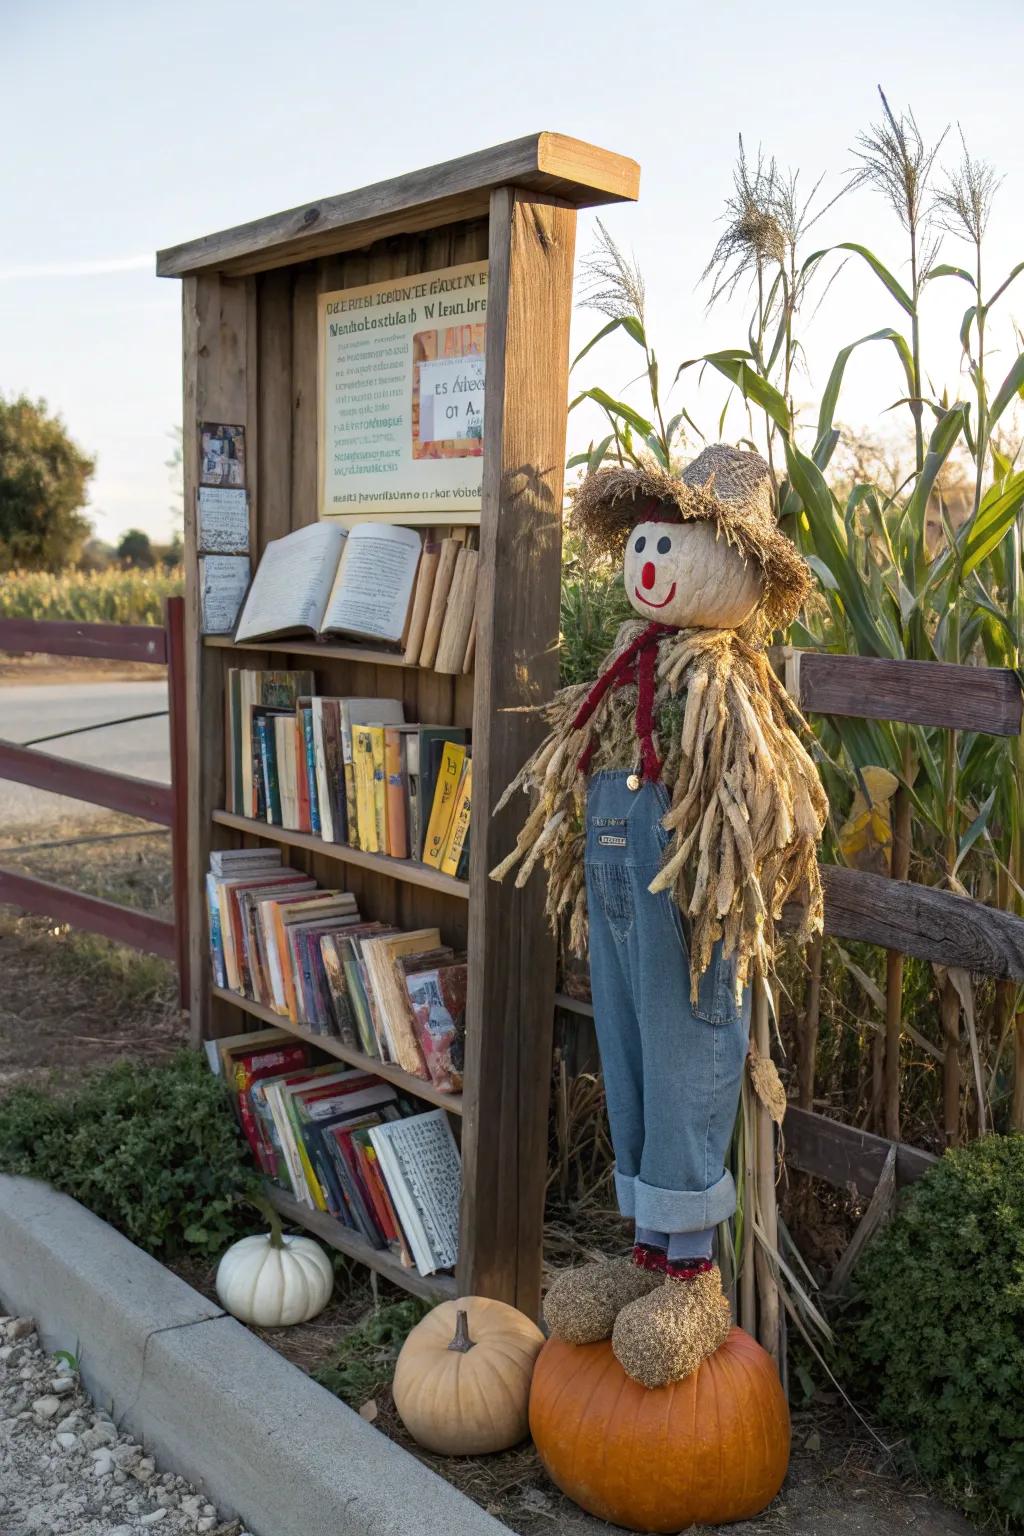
[657,535,672,554]
[634,535,646,553]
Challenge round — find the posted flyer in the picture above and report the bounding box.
[318,260,487,519]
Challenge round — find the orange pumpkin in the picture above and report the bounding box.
[529,1327,789,1533]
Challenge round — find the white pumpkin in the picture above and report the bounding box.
[623,518,762,630]
[216,1230,333,1327]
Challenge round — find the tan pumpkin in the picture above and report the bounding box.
[393,1295,544,1455]
[530,1327,789,1532]
[623,518,763,630]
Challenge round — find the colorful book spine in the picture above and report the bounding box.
[369,726,388,854]
[422,742,466,868]
[257,716,282,826]
[352,726,379,853]
[302,707,321,838]
[384,728,408,859]
[440,760,472,876]
[205,873,226,988]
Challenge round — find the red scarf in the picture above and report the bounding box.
[573,622,672,783]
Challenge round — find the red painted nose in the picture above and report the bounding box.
[641,561,656,590]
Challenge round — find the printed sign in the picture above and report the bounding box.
[318,261,487,521]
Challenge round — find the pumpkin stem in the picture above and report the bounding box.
[447,1308,475,1353]
[249,1194,285,1250]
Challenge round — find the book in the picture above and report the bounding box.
[368,726,388,852]
[299,703,320,837]
[418,537,460,668]
[404,962,467,1093]
[234,521,422,646]
[360,928,440,1076]
[340,698,405,846]
[352,726,379,854]
[368,1111,461,1275]
[402,539,440,664]
[434,547,478,674]
[417,728,469,859]
[383,727,409,859]
[226,669,314,817]
[422,741,467,868]
[440,758,472,877]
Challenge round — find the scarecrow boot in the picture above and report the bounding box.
[611,1260,732,1388]
[543,1244,667,1346]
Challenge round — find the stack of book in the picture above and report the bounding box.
[231,520,478,675]
[206,848,466,1093]
[224,672,472,878]
[212,1027,461,1276]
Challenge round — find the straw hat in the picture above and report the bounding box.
[571,444,811,634]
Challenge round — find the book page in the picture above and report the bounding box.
[235,522,347,642]
[321,523,421,643]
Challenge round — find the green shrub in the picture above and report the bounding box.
[0,1049,259,1259]
[313,1297,428,1407]
[840,1134,1024,1521]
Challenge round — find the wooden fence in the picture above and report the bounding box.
[0,601,189,1003]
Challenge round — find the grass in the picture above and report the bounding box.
[0,565,184,624]
[0,813,183,1092]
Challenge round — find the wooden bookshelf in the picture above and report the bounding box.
[211,809,469,899]
[265,1185,457,1302]
[204,635,412,669]
[211,985,463,1114]
[161,135,639,1317]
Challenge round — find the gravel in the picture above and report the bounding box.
[0,1312,249,1536]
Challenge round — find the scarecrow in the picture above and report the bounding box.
[491,444,827,1389]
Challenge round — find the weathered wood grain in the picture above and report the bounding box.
[0,619,167,664]
[458,189,575,1314]
[793,650,1022,736]
[0,864,176,960]
[784,1105,936,1196]
[810,863,1024,980]
[182,273,249,1042]
[156,134,638,278]
[0,740,173,825]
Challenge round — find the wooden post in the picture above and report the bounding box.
[165,594,190,1011]
[458,189,576,1312]
[181,273,249,1044]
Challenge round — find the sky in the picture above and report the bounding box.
[2,0,1023,545]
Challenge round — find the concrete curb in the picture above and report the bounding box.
[0,1176,510,1536]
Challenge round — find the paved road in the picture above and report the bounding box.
[0,681,171,831]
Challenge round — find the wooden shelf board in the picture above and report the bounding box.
[204,635,413,669]
[212,810,469,899]
[264,1184,457,1303]
[212,985,462,1115]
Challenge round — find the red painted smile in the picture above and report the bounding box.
[634,581,677,609]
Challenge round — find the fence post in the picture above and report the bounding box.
[165,596,190,1012]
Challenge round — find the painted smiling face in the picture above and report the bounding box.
[623,519,763,630]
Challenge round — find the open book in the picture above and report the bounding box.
[234,522,422,646]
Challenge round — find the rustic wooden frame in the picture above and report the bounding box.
[159,135,639,1313]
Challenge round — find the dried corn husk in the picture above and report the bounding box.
[491,622,827,1002]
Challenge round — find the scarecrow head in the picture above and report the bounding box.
[572,444,811,637]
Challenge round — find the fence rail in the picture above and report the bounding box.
[0,601,188,1002]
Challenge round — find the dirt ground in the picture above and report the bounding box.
[0,819,977,1536]
[0,654,167,685]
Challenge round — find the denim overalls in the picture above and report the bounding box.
[585,771,751,1238]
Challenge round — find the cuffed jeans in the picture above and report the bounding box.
[585,772,751,1236]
